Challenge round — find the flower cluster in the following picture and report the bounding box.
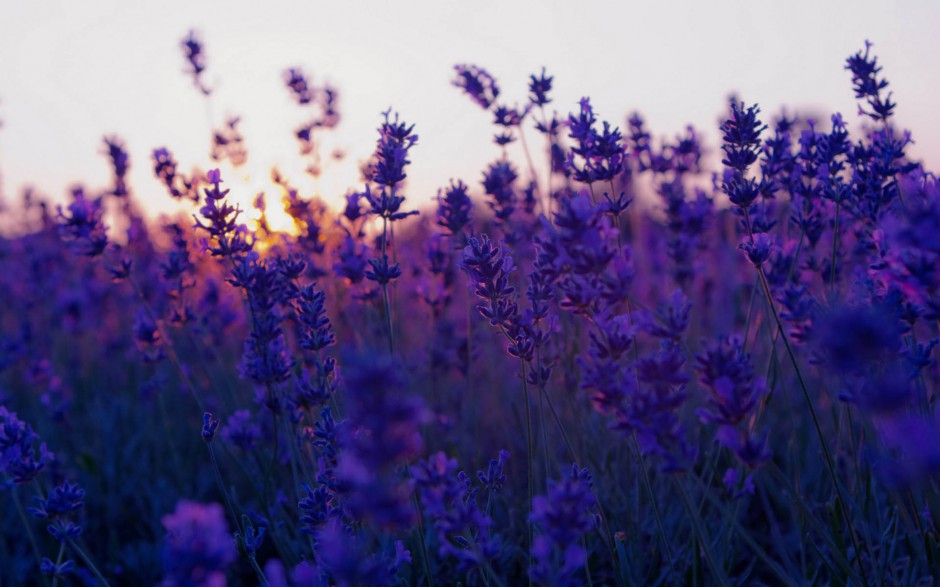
[0,408,53,486]
[4,38,940,587]
[56,188,109,257]
[530,464,598,587]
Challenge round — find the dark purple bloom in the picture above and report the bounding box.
[56,188,108,257]
[411,452,500,572]
[153,147,198,201]
[372,110,418,192]
[845,41,896,122]
[220,410,261,451]
[29,481,85,542]
[813,304,903,373]
[642,289,692,342]
[337,355,427,529]
[529,67,553,107]
[481,159,518,223]
[40,558,75,578]
[194,169,253,258]
[181,30,211,95]
[298,482,341,537]
[161,501,236,587]
[201,412,221,443]
[333,234,370,285]
[461,235,519,329]
[436,179,473,237]
[294,283,335,352]
[529,464,598,587]
[133,310,166,364]
[363,183,418,223]
[342,190,365,223]
[720,100,766,172]
[365,254,402,286]
[566,98,625,184]
[696,337,770,468]
[550,193,615,276]
[237,515,265,557]
[453,64,500,110]
[315,521,411,587]
[477,449,510,493]
[284,67,315,105]
[103,135,130,198]
[739,232,777,267]
[876,413,940,488]
[493,104,526,128]
[696,337,764,428]
[230,254,295,387]
[0,407,53,485]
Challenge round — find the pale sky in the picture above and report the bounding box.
[1,0,938,224]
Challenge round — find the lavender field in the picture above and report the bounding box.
[1,25,939,587]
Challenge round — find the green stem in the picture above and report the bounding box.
[12,487,49,587]
[407,470,435,587]
[674,478,730,587]
[128,277,205,412]
[693,474,800,587]
[67,541,111,587]
[520,358,534,587]
[52,542,66,587]
[631,436,676,576]
[755,266,871,585]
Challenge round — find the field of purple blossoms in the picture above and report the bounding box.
[1,32,939,586]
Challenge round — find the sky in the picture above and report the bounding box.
[1,0,938,227]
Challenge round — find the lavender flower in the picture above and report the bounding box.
[566,98,625,184]
[436,179,473,237]
[294,283,335,353]
[812,304,903,374]
[230,254,294,387]
[315,521,411,587]
[29,481,84,542]
[411,452,500,572]
[284,67,315,105]
[161,501,236,587]
[371,110,418,193]
[845,41,896,123]
[194,169,253,258]
[528,67,553,107]
[365,254,402,286]
[220,410,261,451]
[298,481,341,537]
[103,135,130,198]
[461,234,519,330]
[529,464,597,587]
[0,407,53,485]
[739,232,777,267]
[453,64,500,110]
[696,337,770,469]
[181,30,211,95]
[477,449,510,493]
[153,147,198,201]
[56,187,108,257]
[481,160,518,223]
[337,355,427,529]
[40,558,75,579]
[333,233,370,285]
[720,100,766,210]
[201,412,221,443]
[210,116,248,167]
